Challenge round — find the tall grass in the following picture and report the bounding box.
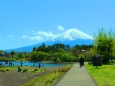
[22,64,72,86]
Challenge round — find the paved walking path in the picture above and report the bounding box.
[56,63,97,86]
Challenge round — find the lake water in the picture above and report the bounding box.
[0,61,66,67]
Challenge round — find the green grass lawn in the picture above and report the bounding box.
[0,66,18,71]
[85,62,115,86]
[27,67,51,74]
[0,66,46,73]
[0,66,36,71]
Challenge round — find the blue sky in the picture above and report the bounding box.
[0,0,115,50]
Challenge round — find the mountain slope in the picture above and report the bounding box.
[5,43,43,52]
[53,28,93,41]
[5,29,94,52]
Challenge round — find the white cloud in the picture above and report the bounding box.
[8,35,15,38]
[21,35,43,41]
[58,25,65,31]
[31,31,59,40]
[37,31,58,38]
[21,30,60,42]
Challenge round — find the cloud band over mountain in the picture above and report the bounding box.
[4,28,94,52]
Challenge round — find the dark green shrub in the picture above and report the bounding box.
[6,69,9,71]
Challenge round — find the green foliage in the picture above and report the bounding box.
[30,51,46,61]
[1,42,94,62]
[55,57,62,63]
[22,64,72,86]
[71,45,93,61]
[0,57,9,60]
[18,52,26,58]
[53,52,63,62]
[33,47,36,51]
[0,50,4,54]
[61,53,76,62]
[111,35,115,58]
[52,43,67,52]
[89,48,95,57]
[10,51,15,56]
[53,52,63,58]
[29,43,93,62]
[94,28,115,63]
[58,48,65,52]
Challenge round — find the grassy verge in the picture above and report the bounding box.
[0,66,53,75]
[0,66,40,73]
[85,62,115,86]
[0,66,18,72]
[27,68,51,74]
[22,64,72,86]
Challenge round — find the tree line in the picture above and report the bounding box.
[0,28,115,64]
[29,43,93,62]
[0,43,93,62]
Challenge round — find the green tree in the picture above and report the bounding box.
[33,47,36,51]
[111,34,115,59]
[36,43,47,52]
[94,28,114,63]
[55,57,62,63]
[61,53,76,62]
[0,50,4,56]
[10,51,15,56]
[30,51,46,61]
[65,45,70,52]
[18,52,26,58]
[0,50,4,54]
[89,48,95,58]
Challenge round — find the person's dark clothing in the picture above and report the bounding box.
[39,63,41,68]
[79,57,84,68]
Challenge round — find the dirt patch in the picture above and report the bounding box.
[0,67,57,86]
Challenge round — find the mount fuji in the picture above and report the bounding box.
[44,28,93,47]
[54,28,93,41]
[5,29,94,52]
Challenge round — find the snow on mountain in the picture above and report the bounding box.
[54,28,93,41]
[5,28,94,52]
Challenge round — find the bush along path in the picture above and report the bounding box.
[22,64,72,86]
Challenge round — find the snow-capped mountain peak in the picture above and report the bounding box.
[54,28,93,41]
[5,28,94,52]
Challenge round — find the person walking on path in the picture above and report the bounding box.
[79,57,84,68]
[56,63,97,86]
